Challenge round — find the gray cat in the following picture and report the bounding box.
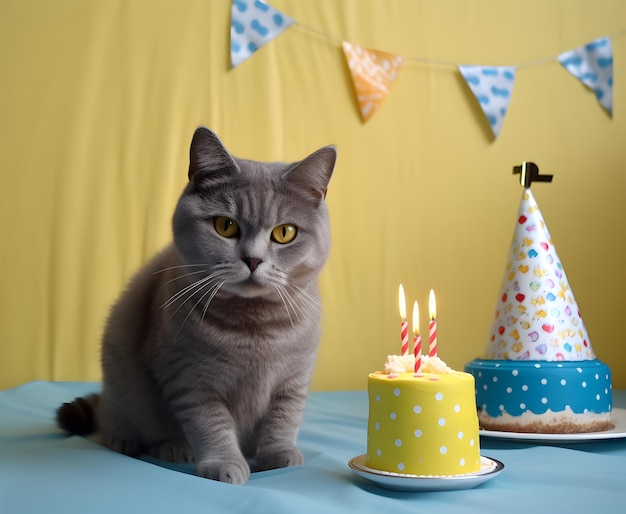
[56,127,336,484]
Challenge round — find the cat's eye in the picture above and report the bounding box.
[214,216,240,238]
[271,224,297,244]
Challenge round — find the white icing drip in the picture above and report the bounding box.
[479,405,612,427]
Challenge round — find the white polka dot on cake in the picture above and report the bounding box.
[561,379,567,385]
[438,418,446,426]
[483,384,488,390]
[376,449,382,456]
[522,385,528,391]
[492,376,498,382]
[390,412,397,420]
[582,381,587,388]
[413,405,422,414]
[375,422,380,430]
[541,378,547,385]
[506,387,512,393]
[541,397,548,404]
[414,429,422,437]
[512,369,519,376]
[375,395,380,402]
[440,446,447,454]
[520,402,526,409]
[460,458,465,466]
[454,404,461,412]
[393,388,401,397]
[398,462,405,471]
[458,431,464,439]
[435,392,443,401]
[395,439,402,447]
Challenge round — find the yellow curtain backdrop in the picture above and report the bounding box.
[1,0,625,391]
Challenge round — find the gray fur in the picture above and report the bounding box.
[58,127,336,484]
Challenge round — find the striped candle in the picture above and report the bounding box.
[428,289,437,357]
[399,284,409,356]
[412,300,422,373]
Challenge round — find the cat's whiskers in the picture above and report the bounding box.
[164,269,212,285]
[175,279,226,338]
[160,275,213,311]
[274,285,296,328]
[160,270,229,315]
[201,280,227,323]
[287,282,323,314]
[153,263,210,274]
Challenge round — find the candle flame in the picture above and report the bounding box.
[428,289,436,320]
[398,284,407,320]
[412,301,419,335]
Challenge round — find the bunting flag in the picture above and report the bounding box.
[558,37,614,116]
[230,0,294,68]
[226,5,622,134]
[342,42,404,122]
[458,65,517,140]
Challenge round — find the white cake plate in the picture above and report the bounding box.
[348,455,504,492]
[479,407,626,443]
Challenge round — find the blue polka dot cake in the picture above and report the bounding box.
[367,355,481,476]
[465,185,613,434]
[465,360,612,433]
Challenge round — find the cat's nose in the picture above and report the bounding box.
[243,257,263,272]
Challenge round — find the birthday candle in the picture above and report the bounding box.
[428,289,438,357]
[398,284,409,356]
[412,300,422,373]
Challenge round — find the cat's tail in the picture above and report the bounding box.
[56,393,100,436]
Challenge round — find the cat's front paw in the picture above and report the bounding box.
[197,458,250,485]
[146,440,194,463]
[254,446,304,472]
[105,436,141,456]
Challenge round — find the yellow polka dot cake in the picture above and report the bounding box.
[366,355,481,476]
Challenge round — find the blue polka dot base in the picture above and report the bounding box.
[464,359,613,433]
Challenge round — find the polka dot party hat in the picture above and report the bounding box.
[485,163,595,362]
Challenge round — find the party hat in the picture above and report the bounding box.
[485,163,594,362]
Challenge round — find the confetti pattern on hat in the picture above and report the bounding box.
[485,189,595,362]
[458,65,516,140]
[558,36,613,116]
[230,0,294,68]
[342,42,404,123]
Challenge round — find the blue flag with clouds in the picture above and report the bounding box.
[458,65,516,140]
[558,36,613,116]
[231,0,294,68]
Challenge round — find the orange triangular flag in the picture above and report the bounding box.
[342,42,404,122]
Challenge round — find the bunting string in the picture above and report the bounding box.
[230,0,624,138]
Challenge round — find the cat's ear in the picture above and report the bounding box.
[188,127,239,184]
[283,146,337,202]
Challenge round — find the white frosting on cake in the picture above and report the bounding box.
[383,354,452,374]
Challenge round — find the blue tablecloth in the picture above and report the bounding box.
[1,382,625,513]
